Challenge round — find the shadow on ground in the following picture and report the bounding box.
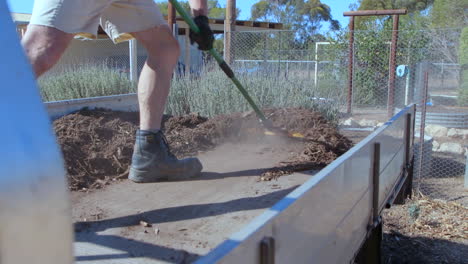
[382,231,468,264]
[75,186,298,263]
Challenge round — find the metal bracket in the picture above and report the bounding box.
[369,142,381,230]
[260,236,275,264]
[394,113,414,205]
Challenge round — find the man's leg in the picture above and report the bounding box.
[127,25,202,183]
[130,25,180,131]
[21,25,74,78]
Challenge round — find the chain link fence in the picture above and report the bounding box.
[228,30,348,106]
[32,27,467,204]
[229,28,467,205]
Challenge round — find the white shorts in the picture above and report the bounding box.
[30,0,167,43]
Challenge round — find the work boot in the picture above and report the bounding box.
[128,130,203,183]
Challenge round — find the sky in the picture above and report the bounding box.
[7,0,354,29]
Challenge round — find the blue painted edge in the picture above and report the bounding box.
[196,104,416,264]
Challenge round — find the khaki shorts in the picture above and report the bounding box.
[30,0,167,43]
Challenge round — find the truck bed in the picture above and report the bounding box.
[73,142,314,263]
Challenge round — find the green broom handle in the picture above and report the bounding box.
[168,0,268,123]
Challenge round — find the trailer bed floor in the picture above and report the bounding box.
[73,142,316,263]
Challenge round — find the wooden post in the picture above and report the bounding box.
[224,0,236,64]
[387,14,400,118]
[168,1,176,33]
[347,16,355,114]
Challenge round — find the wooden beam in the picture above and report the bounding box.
[242,21,254,27]
[343,9,407,16]
[259,22,269,28]
[168,1,176,30]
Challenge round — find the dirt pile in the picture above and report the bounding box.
[53,108,352,190]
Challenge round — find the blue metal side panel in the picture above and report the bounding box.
[0,2,73,263]
[197,105,415,264]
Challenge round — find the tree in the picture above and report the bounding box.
[430,0,468,29]
[250,0,340,45]
[427,0,468,64]
[358,0,434,13]
[355,0,434,29]
[353,0,468,105]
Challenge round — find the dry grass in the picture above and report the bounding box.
[382,193,468,264]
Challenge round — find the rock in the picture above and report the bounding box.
[341,118,358,126]
[139,221,151,227]
[425,125,448,138]
[358,119,379,127]
[432,140,440,151]
[437,142,464,155]
[447,128,457,137]
[447,128,468,139]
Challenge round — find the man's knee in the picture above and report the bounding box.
[21,25,72,76]
[150,35,180,64]
[150,37,180,64]
[133,25,181,67]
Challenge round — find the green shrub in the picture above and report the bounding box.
[458,70,468,106]
[167,66,344,125]
[39,62,343,125]
[458,27,468,106]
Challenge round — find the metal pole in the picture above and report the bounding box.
[129,39,137,83]
[315,41,319,88]
[464,153,468,189]
[416,72,429,192]
[225,0,236,64]
[184,28,191,76]
[387,14,400,118]
[347,16,355,114]
[404,69,410,105]
[371,142,381,227]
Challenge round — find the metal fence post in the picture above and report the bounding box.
[184,28,191,76]
[416,72,429,193]
[465,152,468,189]
[387,14,400,118]
[315,41,319,88]
[129,39,138,83]
[347,16,355,114]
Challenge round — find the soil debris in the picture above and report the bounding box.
[53,107,352,190]
[139,221,152,227]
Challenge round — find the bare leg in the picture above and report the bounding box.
[21,25,74,78]
[131,25,180,131]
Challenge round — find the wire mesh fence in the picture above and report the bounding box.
[228,28,467,204]
[32,27,467,204]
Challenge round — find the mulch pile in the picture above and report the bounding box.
[53,108,352,191]
[382,195,468,263]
